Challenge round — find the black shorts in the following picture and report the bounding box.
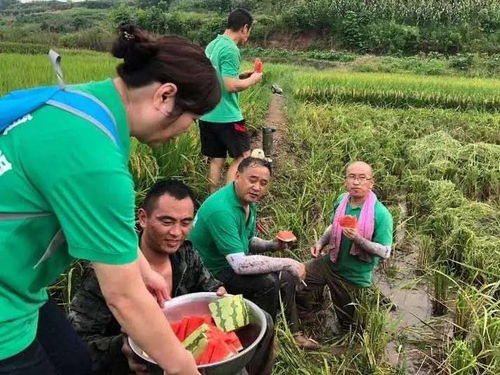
[199,119,250,158]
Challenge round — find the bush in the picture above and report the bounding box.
[420,27,464,54]
[59,28,113,52]
[136,6,169,34]
[366,21,420,55]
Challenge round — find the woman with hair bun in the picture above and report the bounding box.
[0,25,219,375]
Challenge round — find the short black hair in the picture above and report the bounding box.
[227,8,253,31]
[237,157,272,175]
[142,179,196,213]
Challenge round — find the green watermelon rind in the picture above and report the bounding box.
[209,295,249,332]
[182,323,210,358]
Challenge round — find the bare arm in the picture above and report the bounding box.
[137,249,169,305]
[93,261,199,375]
[223,72,262,93]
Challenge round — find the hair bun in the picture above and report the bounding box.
[119,23,136,42]
[111,23,158,70]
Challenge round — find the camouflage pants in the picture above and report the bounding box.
[297,256,364,332]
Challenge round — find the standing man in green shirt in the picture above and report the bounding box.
[301,161,393,332]
[0,25,220,375]
[199,8,263,193]
[189,157,319,349]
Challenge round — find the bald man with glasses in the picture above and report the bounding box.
[299,161,393,333]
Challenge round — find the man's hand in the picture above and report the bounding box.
[273,238,295,251]
[137,250,171,306]
[239,70,253,79]
[342,227,360,241]
[309,242,322,258]
[142,268,171,307]
[296,263,306,281]
[309,243,331,258]
[250,72,263,84]
[216,286,227,296]
[122,334,149,375]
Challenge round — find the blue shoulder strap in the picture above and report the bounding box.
[48,89,122,148]
[0,50,121,149]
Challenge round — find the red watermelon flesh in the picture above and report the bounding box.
[171,315,244,365]
[170,321,182,339]
[224,331,243,352]
[184,315,214,337]
[170,315,214,341]
[339,215,357,229]
[178,318,189,341]
[209,341,235,363]
[197,342,215,365]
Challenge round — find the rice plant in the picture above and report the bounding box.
[293,71,500,112]
[416,234,434,275]
[431,268,450,316]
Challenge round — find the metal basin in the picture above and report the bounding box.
[129,292,267,375]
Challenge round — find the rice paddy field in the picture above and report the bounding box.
[1,51,498,374]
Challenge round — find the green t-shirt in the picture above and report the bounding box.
[200,35,243,123]
[189,183,256,276]
[0,79,138,360]
[327,193,393,287]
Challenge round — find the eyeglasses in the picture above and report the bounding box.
[345,175,372,183]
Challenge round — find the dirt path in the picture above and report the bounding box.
[251,93,287,162]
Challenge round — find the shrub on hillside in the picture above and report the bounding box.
[366,22,420,55]
[59,27,112,52]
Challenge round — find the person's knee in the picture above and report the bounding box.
[280,270,295,284]
[231,151,250,164]
[259,273,280,295]
[210,158,225,167]
[263,311,275,332]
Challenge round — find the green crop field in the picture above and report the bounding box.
[2,50,499,374]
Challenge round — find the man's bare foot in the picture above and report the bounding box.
[293,332,320,350]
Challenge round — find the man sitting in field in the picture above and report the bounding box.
[300,161,393,332]
[189,157,318,349]
[69,179,275,375]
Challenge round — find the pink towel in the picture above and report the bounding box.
[330,191,377,263]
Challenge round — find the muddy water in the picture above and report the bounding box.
[375,250,435,374]
[375,253,432,327]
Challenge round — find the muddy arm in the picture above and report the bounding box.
[315,225,332,248]
[353,236,392,259]
[226,253,302,277]
[249,237,279,254]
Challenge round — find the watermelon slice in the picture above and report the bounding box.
[197,342,215,365]
[170,321,182,340]
[254,58,263,73]
[209,341,235,363]
[168,314,244,365]
[209,295,249,332]
[339,215,357,229]
[224,331,243,352]
[184,315,213,337]
[177,318,189,341]
[276,230,297,242]
[182,323,210,361]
